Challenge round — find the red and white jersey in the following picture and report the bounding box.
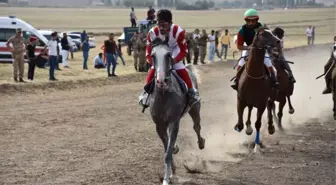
[146,24,187,65]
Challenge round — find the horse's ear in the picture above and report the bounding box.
[164,35,169,45]
[256,26,266,35]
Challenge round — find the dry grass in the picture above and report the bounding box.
[0,7,334,85]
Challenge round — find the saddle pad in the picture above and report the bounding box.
[171,70,188,94]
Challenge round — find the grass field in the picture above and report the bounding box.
[0,7,334,85]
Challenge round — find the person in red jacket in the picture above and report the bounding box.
[139,9,200,108]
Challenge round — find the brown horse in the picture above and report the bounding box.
[234,28,281,152]
[266,56,295,128]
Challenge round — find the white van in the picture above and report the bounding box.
[0,16,48,63]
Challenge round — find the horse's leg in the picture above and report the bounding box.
[156,124,168,152]
[163,121,180,185]
[267,99,275,135]
[156,124,169,184]
[188,102,205,150]
[254,106,266,153]
[333,92,336,120]
[277,97,286,128]
[234,99,246,132]
[245,106,253,135]
[287,96,295,114]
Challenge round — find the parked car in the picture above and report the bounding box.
[39,30,78,52]
[67,33,96,48]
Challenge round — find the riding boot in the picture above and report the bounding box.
[268,67,279,88]
[322,78,332,94]
[282,59,296,84]
[288,71,296,84]
[139,68,155,108]
[231,65,242,90]
[176,68,201,108]
[187,88,201,108]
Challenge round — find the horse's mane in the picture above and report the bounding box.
[151,37,169,48]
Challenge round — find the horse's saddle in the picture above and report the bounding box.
[144,70,188,94]
[237,65,270,78]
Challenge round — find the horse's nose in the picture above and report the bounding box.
[276,40,280,44]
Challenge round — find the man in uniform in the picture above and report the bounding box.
[130,32,140,71]
[137,33,147,72]
[6,28,26,82]
[198,29,208,64]
[193,29,200,65]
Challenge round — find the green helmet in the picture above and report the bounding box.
[244,9,259,20]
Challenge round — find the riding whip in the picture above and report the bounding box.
[316,60,335,80]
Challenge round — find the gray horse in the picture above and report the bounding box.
[145,38,205,185]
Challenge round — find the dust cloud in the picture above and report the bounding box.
[178,44,334,174]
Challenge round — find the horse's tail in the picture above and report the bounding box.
[186,64,201,86]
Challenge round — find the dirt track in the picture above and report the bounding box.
[0,44,335,185]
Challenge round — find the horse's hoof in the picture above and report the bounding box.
[173,145,179,155]
[253,144,261,153]
[268,125,275,135]
[234,124,244,132]
[289,109,295,114]
[245,125,253,135]
[198,137,205,150]
[162,180,169,185]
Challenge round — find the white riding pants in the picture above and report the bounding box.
[238,50,273,68]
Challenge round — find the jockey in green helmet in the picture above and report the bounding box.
[231,8,279,90]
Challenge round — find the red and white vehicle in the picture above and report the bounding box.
[0,16,48,63]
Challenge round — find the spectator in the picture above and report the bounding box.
[208,30,216,63]
[47,32,58,81]
[82,36,90,70]
[93,53,106,69]
[27,37,37,81]
[147,6,155,21]
[67,35,74,59]
[215,31,220,59]
[55,33,61,70]
[220,29,231,61]
[104,33,118,77]
[306,25,313,45]
[312,26,315,45]
[81,30,87,43]
[35,49,49,68]
[130,7,137,27]
[193,29,200,65]
[198,29,208,64]
[6,28,26,82]
[61,33,70,68]
[116,39,126,65]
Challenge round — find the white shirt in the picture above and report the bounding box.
[47,40,58,56]
[306,28,313,37]
[93,55,104,66]
[208,34,215,42]
[193,34,200,40]
[130,11,136,19]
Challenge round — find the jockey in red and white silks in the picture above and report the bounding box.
[139,9,200,108]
